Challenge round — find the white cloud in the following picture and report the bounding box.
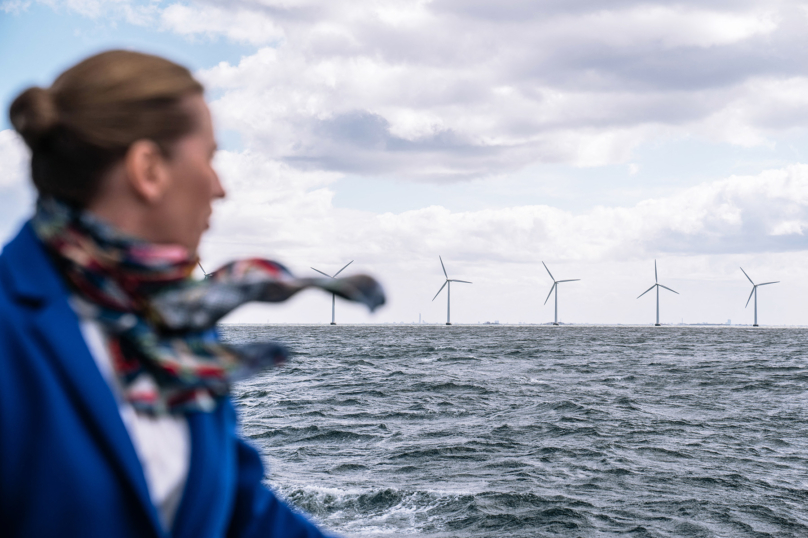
[0,130,28,189]
[27,0,283,43]
[534,6,777,50]
[186,0,808,178]
[160,3,285,45]
[26,1,808,177]
[1,0,31,14]
[771,220,804,235]
[204,148,808,268]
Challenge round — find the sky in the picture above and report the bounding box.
[2,0,808,326]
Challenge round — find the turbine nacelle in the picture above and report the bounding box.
[636,260,679,299]
[311,260,353,280]
[740,267,778,308]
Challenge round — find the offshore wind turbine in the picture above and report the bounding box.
[311,260,353,325]
[542,262,580,326]
[637,260,679,326]
[432,256,471,325]
[740,267,779,327]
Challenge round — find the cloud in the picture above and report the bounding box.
[188,0,808,178]
[203,148,808,269]
[160,3,284,45]
[1,0,31,14]
[23,0,808,178]
[516,6,777,50]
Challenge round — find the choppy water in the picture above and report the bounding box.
[221,325,808,537]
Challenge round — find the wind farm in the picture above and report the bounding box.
[192,255,792,327]
[741,268,779,327]
[637,260,679,327]
[192,255,793,326]
[432,256,472,325]
[542,262,580,326]
[311,260,354,325]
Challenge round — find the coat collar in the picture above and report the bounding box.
[1,222,165,536]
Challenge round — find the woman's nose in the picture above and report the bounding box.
[212,171,226,199]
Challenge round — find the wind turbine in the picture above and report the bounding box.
[637,260,679,326]
[311,260,354,325]
[740,268,779,327]
[432,256,471,325]
[542,262,580,326]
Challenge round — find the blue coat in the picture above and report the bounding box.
[0,223,331,538]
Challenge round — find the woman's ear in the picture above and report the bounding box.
[124,140,171,204]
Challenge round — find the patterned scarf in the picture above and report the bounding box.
[31,197,385,415]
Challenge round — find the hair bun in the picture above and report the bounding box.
[9,86,59,149]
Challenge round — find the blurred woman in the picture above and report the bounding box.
[0,50,379,537]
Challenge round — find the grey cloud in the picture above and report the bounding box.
[314,110,470,152]
[196,0,808,178]
[431,0,765,20]
[281,110,509,179]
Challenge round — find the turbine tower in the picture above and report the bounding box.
[637,260,679,326]
[432,256,471,325]
[740,267,779,327]
[311,260,354,325]
[542,262,580,326]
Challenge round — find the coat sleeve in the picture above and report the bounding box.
[226,416,337,538]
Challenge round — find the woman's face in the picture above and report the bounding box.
[157,94,225,253]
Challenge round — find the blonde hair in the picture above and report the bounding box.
[10,50,204,206]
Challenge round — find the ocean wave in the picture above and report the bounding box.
[224,325,808,537]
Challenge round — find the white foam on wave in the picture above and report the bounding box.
[276,482,484,535]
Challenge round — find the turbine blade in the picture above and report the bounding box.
[655,260,658,283]
[544,283,556,305]
[333,260,354,277]
[745,287,755,308]
[637,284,656,299]
[740,267,754,285]
[451,280,472,284]
[311,267,333,279]
[658,284,679,295]
[432,281,447,301]
[542,261,555,282]
[757,281,779,286]
[557,279,580,283]
[439,256,448,279]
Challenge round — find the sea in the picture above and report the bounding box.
[221,325,808,538]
